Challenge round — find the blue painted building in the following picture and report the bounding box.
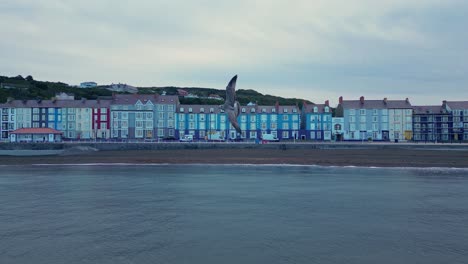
[301,102,332,140]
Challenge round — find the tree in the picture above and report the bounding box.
[26,75,34,82]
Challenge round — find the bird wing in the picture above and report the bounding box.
[225,75,237,107]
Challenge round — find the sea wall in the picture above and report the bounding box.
[1,142,467,151]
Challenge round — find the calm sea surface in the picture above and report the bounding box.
[1,164,468,264]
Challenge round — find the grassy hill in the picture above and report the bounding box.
[1,75,312,106]
[138,87,312,105]
[0,75,112,102]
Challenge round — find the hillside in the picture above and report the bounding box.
[0,75,112,102]
[138,87,312,105]
[1,75,312,106]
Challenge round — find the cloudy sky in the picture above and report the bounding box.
[1,0,467,105]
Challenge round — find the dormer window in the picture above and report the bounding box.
[283,109,288,113]
[325,106,329,113]
[313,107,318,113]
[188,108,193,113]
[242,108,246,113]
[292,108,297,113]
[250,108,255,113]
[262,108,266,113]
[180,107,184,112]
[272,108,276,113]
[210,108,214,113]
[200,108,204,113]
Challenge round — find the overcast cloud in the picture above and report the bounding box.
[1,0,467,105]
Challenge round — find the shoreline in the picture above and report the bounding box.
[2,148,468,168]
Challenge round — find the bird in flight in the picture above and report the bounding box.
[220,75,241,136]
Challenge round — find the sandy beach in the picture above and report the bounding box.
[1,148,468,168]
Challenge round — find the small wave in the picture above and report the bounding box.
[23,163,468,171]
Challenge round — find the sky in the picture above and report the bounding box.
[1,0,467,105]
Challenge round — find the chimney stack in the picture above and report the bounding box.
[339,96,343,104]
[405,98,409,103]
[383,98,387,104]
[325,100,329,106]
[360,96,364,104]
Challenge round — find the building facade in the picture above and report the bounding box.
[301,102,332,141]
[336,96,412,141]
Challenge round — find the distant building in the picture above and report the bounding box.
[336,96,413,141]
[107,83,138,93]
[301,101,332,141]
[177,89,189,96]
[9,128,63,143]
[55,92,75,100]
[79,82,97,88]
[412,105,451,142]
[445,101,468,141]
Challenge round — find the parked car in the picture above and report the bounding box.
[180,135,194,142]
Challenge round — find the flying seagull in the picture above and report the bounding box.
[220,75,241,135]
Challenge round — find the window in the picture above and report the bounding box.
[250,115,256,122]
[282,115,289,121]
[282,131,289,138]
[270,122,277,129]
[349,109,355,115]
[251,108,255,113]
[360,109,366,115]
[136,129,144,138]
[310,132,316,139]
[313,107,318,113]
[101,115,107,121]
[324,107,329,113]
[242,108,246,113]
[188,108,193,113]
[283,123,289,130]
[180,107,184,112]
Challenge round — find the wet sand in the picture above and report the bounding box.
[1,148,468,167]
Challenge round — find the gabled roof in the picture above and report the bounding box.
[256,105,277,114]
[112,94,158,105]
[302,102,329,113]
[278,105,299,113]
[446,101,468,110]
[156,95,179,104]
[177,105,222,114]
[412,105,446,115]
[0,99,110,108]
[340,98,412,109]
[10,128,63,134]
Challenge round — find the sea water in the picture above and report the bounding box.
[1,165,468,264]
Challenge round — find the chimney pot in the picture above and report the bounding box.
[339,96,343,104]
[325,100,329,106]
[383,98,388,104]
[360,96,364,104]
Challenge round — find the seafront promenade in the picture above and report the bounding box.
[1,141,468,167]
